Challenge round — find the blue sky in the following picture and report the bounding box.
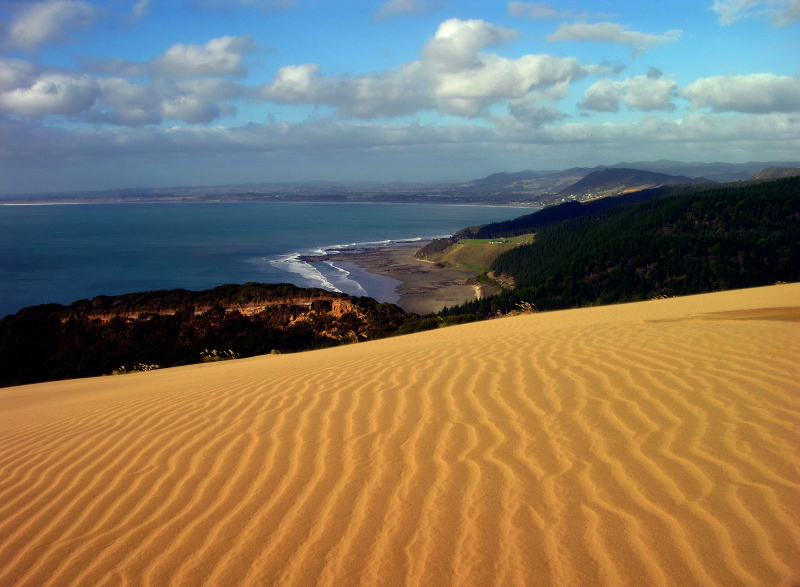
[0,0,798,194]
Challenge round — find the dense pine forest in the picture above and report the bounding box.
[441,177,800,316]
[466,181,728,240]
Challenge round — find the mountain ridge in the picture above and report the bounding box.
[556,168,713,198]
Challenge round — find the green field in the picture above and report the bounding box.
[422,234,534,272]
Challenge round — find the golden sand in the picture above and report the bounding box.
[1,284,799,587]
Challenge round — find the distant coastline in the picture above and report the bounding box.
[4,160,797,208]
[0,189,540,207]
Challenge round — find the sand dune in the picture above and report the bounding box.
[1,284,799,587]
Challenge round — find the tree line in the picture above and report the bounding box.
[441,177,800,316]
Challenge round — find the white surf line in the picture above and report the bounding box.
[268,253,343,293]
[322,262,368,297]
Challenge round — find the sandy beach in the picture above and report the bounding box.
[306,243,487,314]
[1,283,799,587]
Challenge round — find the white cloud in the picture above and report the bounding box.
[88,77,161,125]
[153,36,258,78]
[0,56,243,124]
[579,71,678,112]
[681,74,800,113]
[258,18,588,119]
[86,77,243,125]
[507,1,565,19]
[712,0,800,25]
[0,72,99,116]
[505,93,566,125]
[422,18,519,70]
[547,22,682,56]
[158,96,223,123]
[0,59,37,93]
[86,35,258,78]
[0,32,252,123]
[434,53,584,116]
[4,0,99,50]
[176,78,242,101]
[128,0,152,22]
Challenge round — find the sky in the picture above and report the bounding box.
[0,0,798,194]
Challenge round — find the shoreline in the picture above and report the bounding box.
[301,242,491,315]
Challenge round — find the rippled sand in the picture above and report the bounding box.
[1,284,799,587]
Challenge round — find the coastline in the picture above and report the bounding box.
[302,242,491,315]
[2,202,527,318]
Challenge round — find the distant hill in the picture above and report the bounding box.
[603,160,800,182]
[557,168,713,198]
[461,170,555,188]
[459,167,594,196]
[749,167,800,180]
[459,162,800,198]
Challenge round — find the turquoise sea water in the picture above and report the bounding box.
[0,202,532,318]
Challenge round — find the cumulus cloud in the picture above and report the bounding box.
[712,0,800,25]
[422,18,519,70]
[258,18,588,119]
[4,0,99,50]
[0,32,253,124]
[579,71,678,112]
[0,56,243,124]
[681,73,800,113]
[0,72,99,116]
[506,93,566,125]
[153,36,258,78]
[0,59,37,93]
[85,34,257,79]
[548,22,682,56]
[87,77,242,124]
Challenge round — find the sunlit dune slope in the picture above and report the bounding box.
[1,284,799,587]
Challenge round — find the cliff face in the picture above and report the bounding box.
[0,283,415,388]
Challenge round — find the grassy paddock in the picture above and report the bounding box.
[425,234,534,272]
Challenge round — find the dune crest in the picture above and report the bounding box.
[1,284,799,587]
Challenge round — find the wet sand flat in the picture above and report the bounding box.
[1,284,799,587]
[305,243,483,315]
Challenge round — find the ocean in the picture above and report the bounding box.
[0,202,533,318]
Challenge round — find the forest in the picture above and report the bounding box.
[441,177,800,316]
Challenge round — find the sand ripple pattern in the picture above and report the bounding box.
[1,285,799,587]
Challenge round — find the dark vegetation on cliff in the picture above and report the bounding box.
[0,283,478,388]
[440,176,800,316]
